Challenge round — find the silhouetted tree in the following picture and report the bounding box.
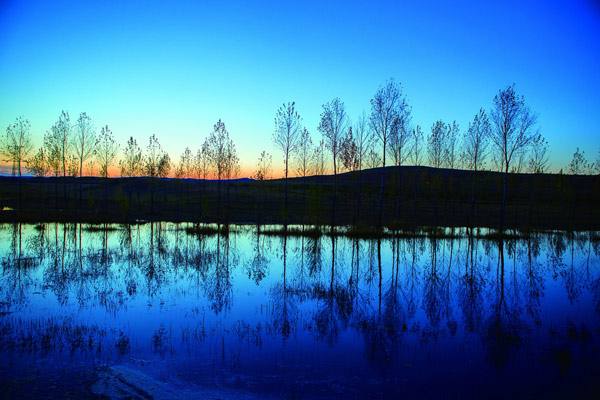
[120,137,142,177]
[595,149,600,175]
[29,147,48,176]
[48,111,71,176]
[428,120,446,168]
[313,139,327,176]
[274,102,301,216]
[528,133,549,173]
[206,119,238,180]
[157,153,171,178]
[411,125,424,166]
[144,134,167,177]
[175,147,193,178]
[369,79,409,167]
[1,116,33,176]
[339,127,358,171]
[273,102,302,181]
[568,148,589,175]
[388,107,412,166]
[295,127,313,177]
[463,109,491,171]
[490,85,537,174]
[254,150,272,180]
[95,125,118,178]
[318,98,347,176]
[445,121,460,168]
[194,139,211,179]
[72,112,96,176]
[354,112,372,170]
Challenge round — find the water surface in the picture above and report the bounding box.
[1,223,599,399]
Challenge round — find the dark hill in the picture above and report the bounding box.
[1,166,598,230]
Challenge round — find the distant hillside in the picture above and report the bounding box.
[1,166,599,230]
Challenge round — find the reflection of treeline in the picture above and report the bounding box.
[1,167,599,230]
[1,223,599,373]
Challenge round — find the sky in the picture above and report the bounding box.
[1,0,599,176]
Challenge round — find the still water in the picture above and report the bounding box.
[1,223,599,399]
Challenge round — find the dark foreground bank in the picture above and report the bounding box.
[1,166,599,230]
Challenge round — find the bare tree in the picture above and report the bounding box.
[411,125,424,166]
[369,79,410,167]
[1,116,33,176]
[388,112,412,166]
[366,146,382,169]
[428,120,446,168]
[254,150,272,180]
[339,127,358,171]
[206,119,238,180]
[463,109,491,171]
[51,111,71,176]
[175,147,193,178]
[295,127,313,177]
[568,148,589,175]
[528,133,549,173]
[120,137,142,177]
[273,102,302,182]
[595,149,600,175]
[318,98,347,176]
[445,121,460,168]
[194,140,211,179]
[29,147,48,177]
[354,112,372,170]
[157,153,171,178]
[490,85,537,174]
[144,134,166,177]
[313,139,327,176]
[95,125,119,178]
[72,112,96,176]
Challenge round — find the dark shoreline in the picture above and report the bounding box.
[1,166,599,230]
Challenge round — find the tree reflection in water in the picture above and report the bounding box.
[1,223,599,398]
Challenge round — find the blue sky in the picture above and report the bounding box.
[1,0,599,175]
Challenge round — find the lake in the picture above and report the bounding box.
[1,223,599,399]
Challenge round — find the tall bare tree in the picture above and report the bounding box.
[388,108,412,166]
[95,125,119,177]
[1,116,33,176]
[528,133,549,173]
[490,85,537,174]
[427,120,446,168]
[463,109,491,171]
[175,147,193,178]
[273,101,302,196]
[206,119,238,180]
[53,111,71,176]
[445,121,460,168]
[144,134,166,177]
[313,139,327,176]
[340,127,358,171]
[318,98,347,176]
[354,112,372,170]
[72,112,96,176]
[295,127,313,177]
[411,125,424,166]
[369,79,410,167]
[120,137,142,177]
[194,140,211,179]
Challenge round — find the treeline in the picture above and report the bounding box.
[1,81,600,179]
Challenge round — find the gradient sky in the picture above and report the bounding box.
[1,0,599,176]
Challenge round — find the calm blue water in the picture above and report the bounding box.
[1,223,599,399]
